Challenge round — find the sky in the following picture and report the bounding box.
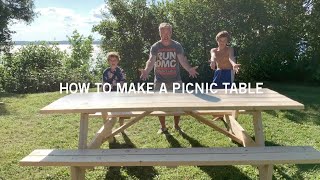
[10,0,109,41]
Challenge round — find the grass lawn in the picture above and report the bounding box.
[0,82,319,180]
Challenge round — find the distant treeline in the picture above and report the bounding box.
[13,40,101,45]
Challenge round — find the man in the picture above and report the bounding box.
[140,23,198,134]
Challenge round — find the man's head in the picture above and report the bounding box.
[106,52,120,69]
[159,23,172,46]
[216,31,230,49]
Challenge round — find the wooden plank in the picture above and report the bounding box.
[89,110,248,118]
[27,146,319,156]
[71,167,85,180]
[20,147,320,167]
[40,102,304,114]
[88,117,117,149]
[40,89,304,114]
[226,115,256,147]
[77,113,91,176]
[57,97,296,103]
[186,111,243,145]
[103,111,152,141]
[259,165,273,180]
[73,113,88,180]
[253,111,265,146]
[88,111,151,149]
[252,111,273,180]
[78,113,89,149]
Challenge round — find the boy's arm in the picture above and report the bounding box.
[177,54,198,78]
[120,69,126,85]
[210,48,216,70]
[102,70,109,84]
[140,53,156,81]
[229,47,240,73]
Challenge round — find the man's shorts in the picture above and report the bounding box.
[212,69,234,89]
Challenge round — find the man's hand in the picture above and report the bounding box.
[188,66,199,78]
[139,69,148,81]
[233,64,241,73]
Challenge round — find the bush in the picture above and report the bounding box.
[0,42,68,93]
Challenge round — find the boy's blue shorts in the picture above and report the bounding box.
[212,69,233,89]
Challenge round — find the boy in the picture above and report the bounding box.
[102,51,126,126]
[103,52,126,91]
[210,31,240,89]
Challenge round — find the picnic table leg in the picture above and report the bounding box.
[70,113,88,180]
[253,111,273,180]
[104,117,118,143]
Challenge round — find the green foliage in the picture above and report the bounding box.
[65,30,95,84]
[0,42,68,93]
[91,53,109,83]
[0,30,99,93]
[0,83,320,179]
[94,0,320,84]
[0,0,35,53]
[66,30,94,69]
[93,0,160,82]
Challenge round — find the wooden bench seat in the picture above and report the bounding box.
[89,110,248,118]
[20,146,320,170]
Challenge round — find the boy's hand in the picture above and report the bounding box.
[139,69,148,81]
[188,66,199,78]
[210,61,216,70]
[233,64,241,73]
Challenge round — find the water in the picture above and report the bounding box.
[11,44,104,59]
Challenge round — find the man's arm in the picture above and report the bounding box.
[140,53,156,80]
[177,54,198,78]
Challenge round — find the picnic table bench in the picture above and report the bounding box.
[20,88,320,180]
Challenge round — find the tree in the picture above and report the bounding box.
[0,0,36,52]
[95,0,319,84]
[65,30,94,83]
[66,30,94,69]
[93,0,160,82]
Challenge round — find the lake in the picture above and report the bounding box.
[11,44,104,59]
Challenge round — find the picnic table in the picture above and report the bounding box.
[20,88,320,180]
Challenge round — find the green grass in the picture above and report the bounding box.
[0,83,319,180]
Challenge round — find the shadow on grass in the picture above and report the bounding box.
[264,110,278,117]
[164,133,182,148]
[180,131,252,180]
[104,133,158,180]
[265,82,320,125]
[0,102,9,115]
[0,92,26,98]
[198,166,252,180]
[264,140,320,179]
[180,131,206,147]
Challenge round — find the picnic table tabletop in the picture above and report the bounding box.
[40,88,304,114]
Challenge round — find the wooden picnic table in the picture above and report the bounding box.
[38,88,304,179]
